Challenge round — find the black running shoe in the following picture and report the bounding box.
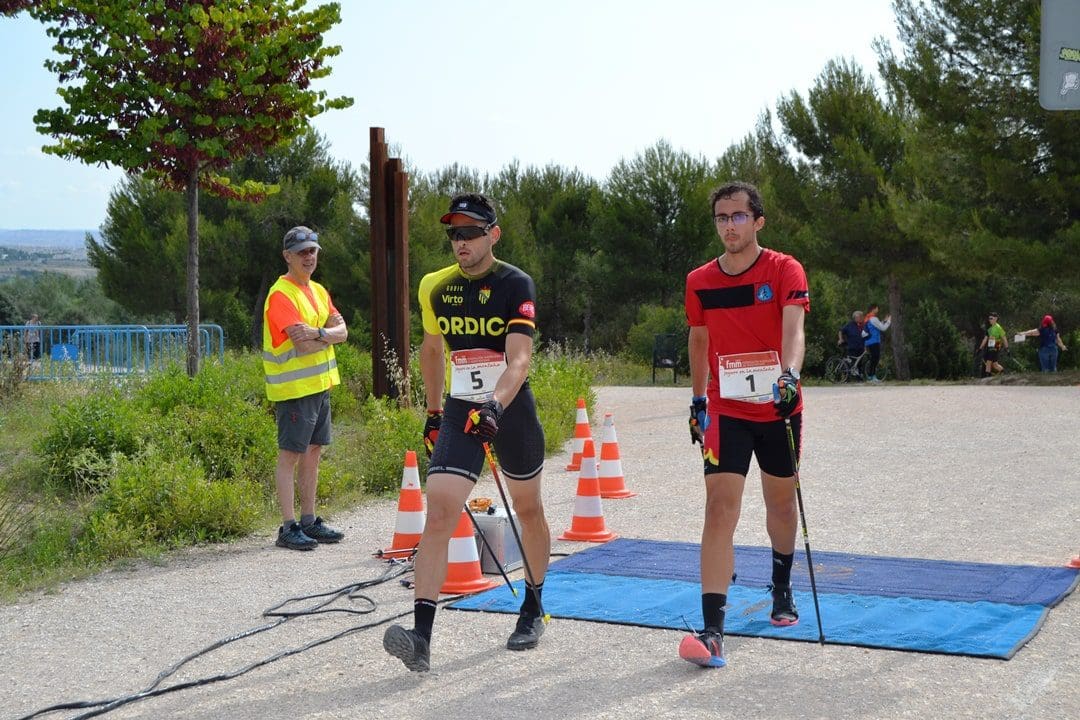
[770,584,800,626]
[679,630,726,668]
[383,625,430,672]
[506,613,545,651]
[276,522,317,551]
[301,517,344,543]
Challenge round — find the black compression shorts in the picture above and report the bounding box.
[702,412,801,477]
[428,384,545,482]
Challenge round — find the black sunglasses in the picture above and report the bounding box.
[445,224,492,242]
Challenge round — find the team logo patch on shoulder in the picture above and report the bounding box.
[756,283,774,302]
[518,301,536,318]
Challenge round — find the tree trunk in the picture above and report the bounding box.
[185,169,200,377]
[582,296,592,352]
[887,273,909,380]
[252,271,270,350]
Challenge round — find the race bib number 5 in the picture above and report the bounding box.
[716,351,782,404]
[449,349,507,402]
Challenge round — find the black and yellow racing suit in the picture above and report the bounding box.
[419,260,545,481]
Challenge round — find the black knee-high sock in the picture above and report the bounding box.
[520,581,544,618]
[702,593,726,634]
[414,598,437,641]
[772,549,795,588]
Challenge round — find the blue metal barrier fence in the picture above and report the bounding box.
[0,324,225,380]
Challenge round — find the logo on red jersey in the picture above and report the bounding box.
[756,283,774,302]
[518,301,535,318]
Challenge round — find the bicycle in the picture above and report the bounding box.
[824,348,890,383]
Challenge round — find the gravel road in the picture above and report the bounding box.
[2,385,1077,720]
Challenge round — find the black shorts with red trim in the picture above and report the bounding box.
[702,412,801,477]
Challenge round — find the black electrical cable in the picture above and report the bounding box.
[16,560,419,720]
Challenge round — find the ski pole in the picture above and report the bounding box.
[774,384,826,645]
[466,408,549,624]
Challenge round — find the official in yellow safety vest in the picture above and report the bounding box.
[262,225,347,551]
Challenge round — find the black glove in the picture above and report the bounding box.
[465,400,503,441]
[422,410,442,458]
[773,372,800,419]
[689,396,708,445]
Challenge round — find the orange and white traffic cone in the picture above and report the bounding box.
[565,397,591,471]
[597,413,636,499]
[558,439,617,543]
[378,450,425,559]
[441,508,500,595]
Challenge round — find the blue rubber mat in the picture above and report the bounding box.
[450,539,1078,659]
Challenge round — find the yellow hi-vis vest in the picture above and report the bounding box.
[262,276,340,402]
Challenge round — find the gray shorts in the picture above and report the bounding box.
[275,390,332,452]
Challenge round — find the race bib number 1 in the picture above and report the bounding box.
[449,349,507,402]
[716,351,782,404]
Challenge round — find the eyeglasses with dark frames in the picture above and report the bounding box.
[713,212,753,226]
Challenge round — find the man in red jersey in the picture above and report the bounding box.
[679,181,810,668]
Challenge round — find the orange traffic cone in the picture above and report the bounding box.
[559,439,617,543]
[565,397,591,471]
[441,508,500,595]
[597,413,636,499]
[378,450,425,559]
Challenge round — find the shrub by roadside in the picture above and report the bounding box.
[0,344,598,598]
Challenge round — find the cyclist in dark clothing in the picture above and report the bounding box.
[837,311,866,376]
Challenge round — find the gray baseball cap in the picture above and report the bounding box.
[283,226,321,252]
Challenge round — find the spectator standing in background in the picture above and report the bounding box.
[1020,315,1067,372]
[863,304,891,383]
[24,313,41,360]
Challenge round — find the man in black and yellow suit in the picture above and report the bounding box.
[263,226,348,551]
[383,193,551,672]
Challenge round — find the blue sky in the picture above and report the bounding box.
[0,1,899,230]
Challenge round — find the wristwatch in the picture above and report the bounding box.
[318,327,327,341]
[785,367,800,381]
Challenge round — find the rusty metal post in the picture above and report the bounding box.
[369,128,390,398]
[369,128,410,401]
[389,158,410,401]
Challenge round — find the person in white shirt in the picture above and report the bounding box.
[863,304,891,383]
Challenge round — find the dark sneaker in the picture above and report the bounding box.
[302,517,344,544]
[276,522,317,551]
[383,625,430,672]
[679,630,726,668]
[506,614,545,651]
[770,584,800,626]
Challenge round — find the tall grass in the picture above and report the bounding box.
[0,344,597,598]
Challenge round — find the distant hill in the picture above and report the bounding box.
[0,229,101,249]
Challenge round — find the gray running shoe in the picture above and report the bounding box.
[507,614,545,651]
[276,522,317,551]
[302,517,344,543]
[383,625,431,672]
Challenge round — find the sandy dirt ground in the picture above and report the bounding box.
[2,384,1077,720]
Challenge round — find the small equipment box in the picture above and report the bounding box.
[472,505,522,575]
